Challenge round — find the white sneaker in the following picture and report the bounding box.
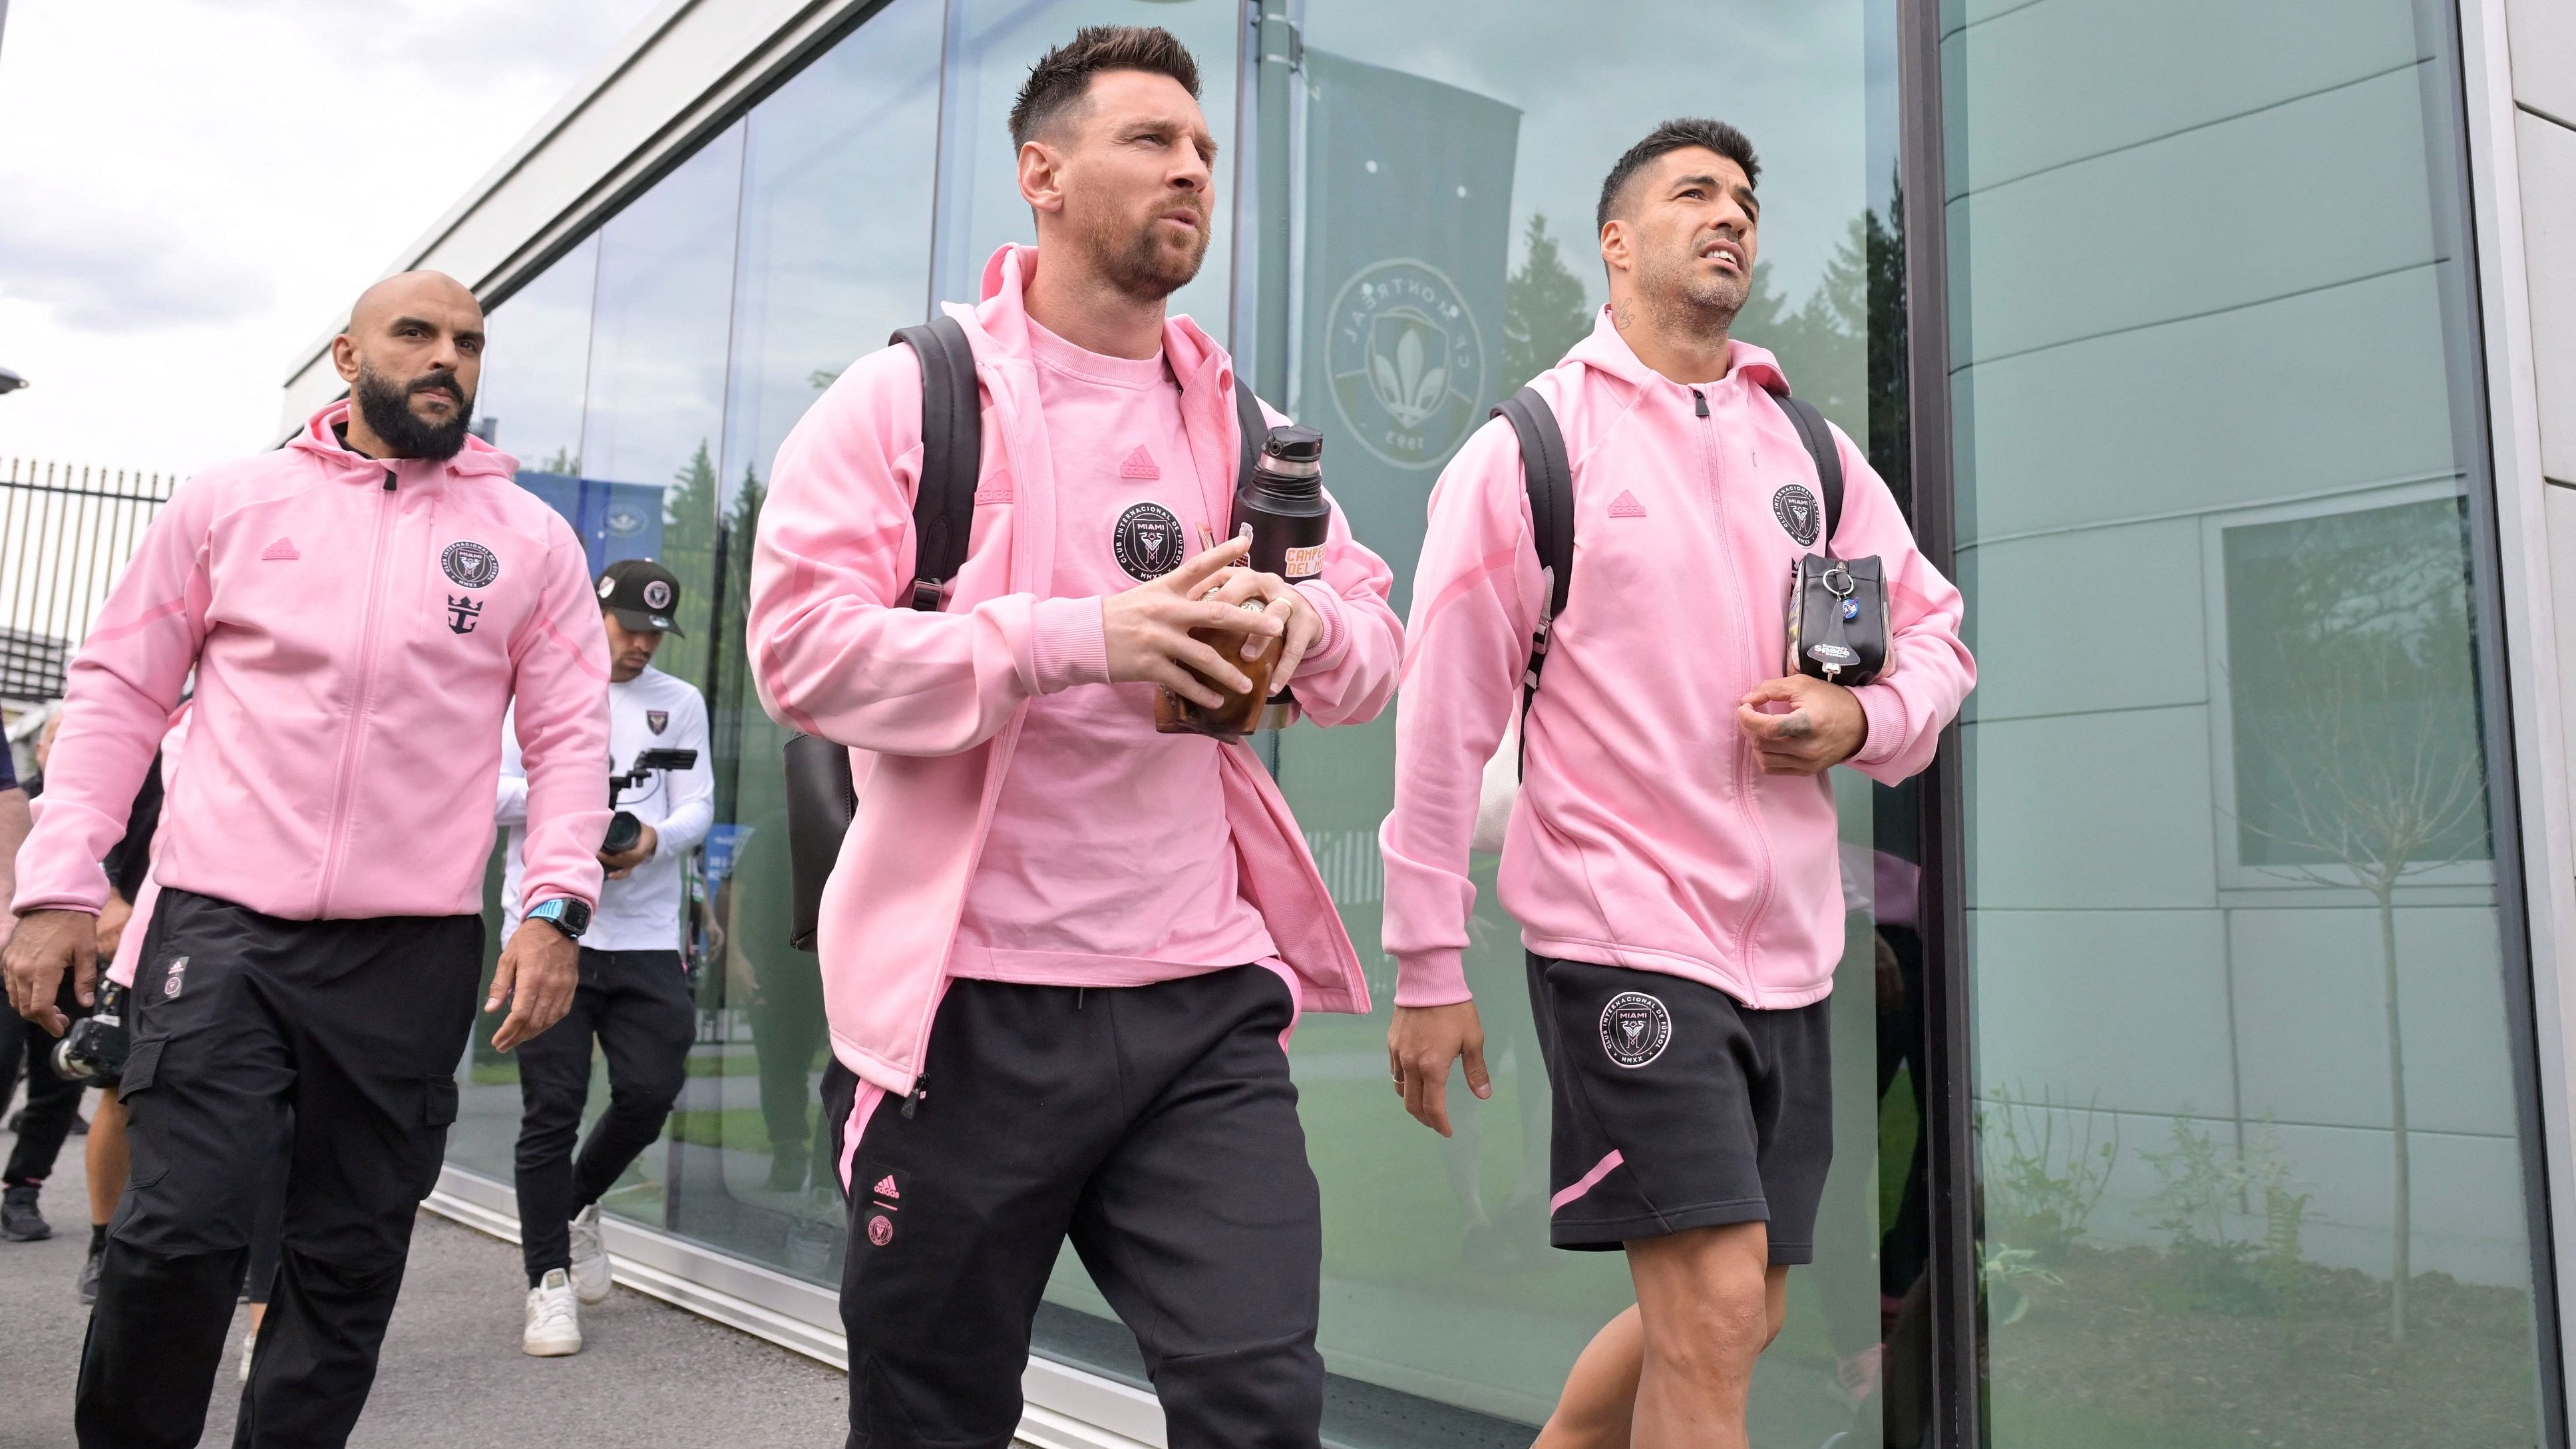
[567,1203,612,1304]
[523,1269,583,1356]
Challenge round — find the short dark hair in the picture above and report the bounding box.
[1596,118,1761,233]
[1008,25,1202,147]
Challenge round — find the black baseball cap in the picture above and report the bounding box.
[597,558,685,637]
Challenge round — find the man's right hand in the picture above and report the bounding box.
[4,909,99,1036]
[1103,535,1281,709]
[1389,1001,1493,1138]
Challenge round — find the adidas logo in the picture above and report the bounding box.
[1608,492,1648,519]
[261,537,301,560]
[1118,445,1159,480]
[873,1175,900,1200]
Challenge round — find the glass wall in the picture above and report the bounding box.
[399,0,2420,1444]
[1944,0,2553,1445]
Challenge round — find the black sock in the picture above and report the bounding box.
[89,1224,108,1253]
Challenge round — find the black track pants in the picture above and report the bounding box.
[75,889,480,1449]
[513,946,693,1283]
[832,966,1324,1449]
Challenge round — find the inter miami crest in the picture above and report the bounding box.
[1771,485,1822,548]
[441,540,500,588]
[1113,501,1185,581]
[1599,991,1673,1070]
[647,710,669,735]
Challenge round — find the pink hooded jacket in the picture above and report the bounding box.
[747,245,1404,1100]
[1381,312,1974,1010]
[12,401,610,925]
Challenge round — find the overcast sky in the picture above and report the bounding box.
[0,0,664,475]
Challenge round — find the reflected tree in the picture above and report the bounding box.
[2227,498,2490,1343]
[1500,214,1592,396]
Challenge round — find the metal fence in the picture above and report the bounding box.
[0,458,182,699]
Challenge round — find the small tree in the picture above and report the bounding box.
[1499,214,1592,396]
[2229,500,2490,1343]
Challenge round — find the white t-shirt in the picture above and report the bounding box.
[498,664,713,952]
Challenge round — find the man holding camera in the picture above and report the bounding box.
[496,557,711,1356]
[6,271,610,1449]
[1380,121,1973,1448]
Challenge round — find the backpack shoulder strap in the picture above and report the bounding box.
[1235,375,1269,491]
[890,315,980,611]
[1765,386,1845,546]
[1491,387,1574,769]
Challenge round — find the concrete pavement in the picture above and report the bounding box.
[0,1100,849,1448]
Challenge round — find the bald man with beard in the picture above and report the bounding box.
[5,272,613,1449]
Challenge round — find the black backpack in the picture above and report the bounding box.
[781,318,1272,950]
[1489,380,1846,762]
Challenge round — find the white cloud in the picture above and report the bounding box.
[0,0,661,472]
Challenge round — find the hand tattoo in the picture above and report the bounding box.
[1774,710,1815,740]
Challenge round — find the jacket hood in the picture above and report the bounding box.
[968,244,1232,395]
[289,397,518,484]
[1561,305,1791,397]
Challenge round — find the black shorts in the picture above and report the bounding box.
[1527,954,1833,1262]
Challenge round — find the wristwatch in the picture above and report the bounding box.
[526,897,592,940]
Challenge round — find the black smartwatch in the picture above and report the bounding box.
[525,897,592,940]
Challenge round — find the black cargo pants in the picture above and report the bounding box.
[77,889,480,1449]
[830,964,1326,1449]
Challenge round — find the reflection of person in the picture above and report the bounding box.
[749,28,1401,1448]
[1381,120,1973,1449]
[4,271,610,1448]
[723,807,830,1194]
[498,559,712,1356]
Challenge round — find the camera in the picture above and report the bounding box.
[52,980,130,1084]
[604,748,699,855]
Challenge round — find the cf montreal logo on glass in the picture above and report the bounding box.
[1598,991,1673,1069]
[441,540,500,588]
[1771,484,1821,548]
[1326,258,1486,471]
[1113,501,1185,581]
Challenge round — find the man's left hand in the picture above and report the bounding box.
[487,919,580,1052]
[1200,568,1324,693]
[1736,674,1867,775]
[599,824,657,879]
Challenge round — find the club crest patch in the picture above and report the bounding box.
[1771,485,1821,548]
[441,540,500,589]
[1112,501,1185,581]
[162,956,188,998]
[642,579,673,611]
[1599,991,1672,1069]
[866,1213,895,1247]
[646,710,669,735]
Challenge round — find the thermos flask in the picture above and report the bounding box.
[1154,425,1330,736]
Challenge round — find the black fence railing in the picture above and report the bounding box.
[0,459,182,700]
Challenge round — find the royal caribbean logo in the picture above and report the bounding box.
[1326,258,1486,471]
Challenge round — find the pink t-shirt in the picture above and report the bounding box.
[948,321,1277,986]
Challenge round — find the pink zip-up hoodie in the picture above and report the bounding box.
[747,244,1404,1100]
[1381,311,1974,1010]
[12,400,610,925]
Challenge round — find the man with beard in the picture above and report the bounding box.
[748,26,1401,1449]
[1381,121,1973,1449]
[7,270,610,1448]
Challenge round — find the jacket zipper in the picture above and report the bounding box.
[313,468,401,914]
[1692,387,1779,982]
